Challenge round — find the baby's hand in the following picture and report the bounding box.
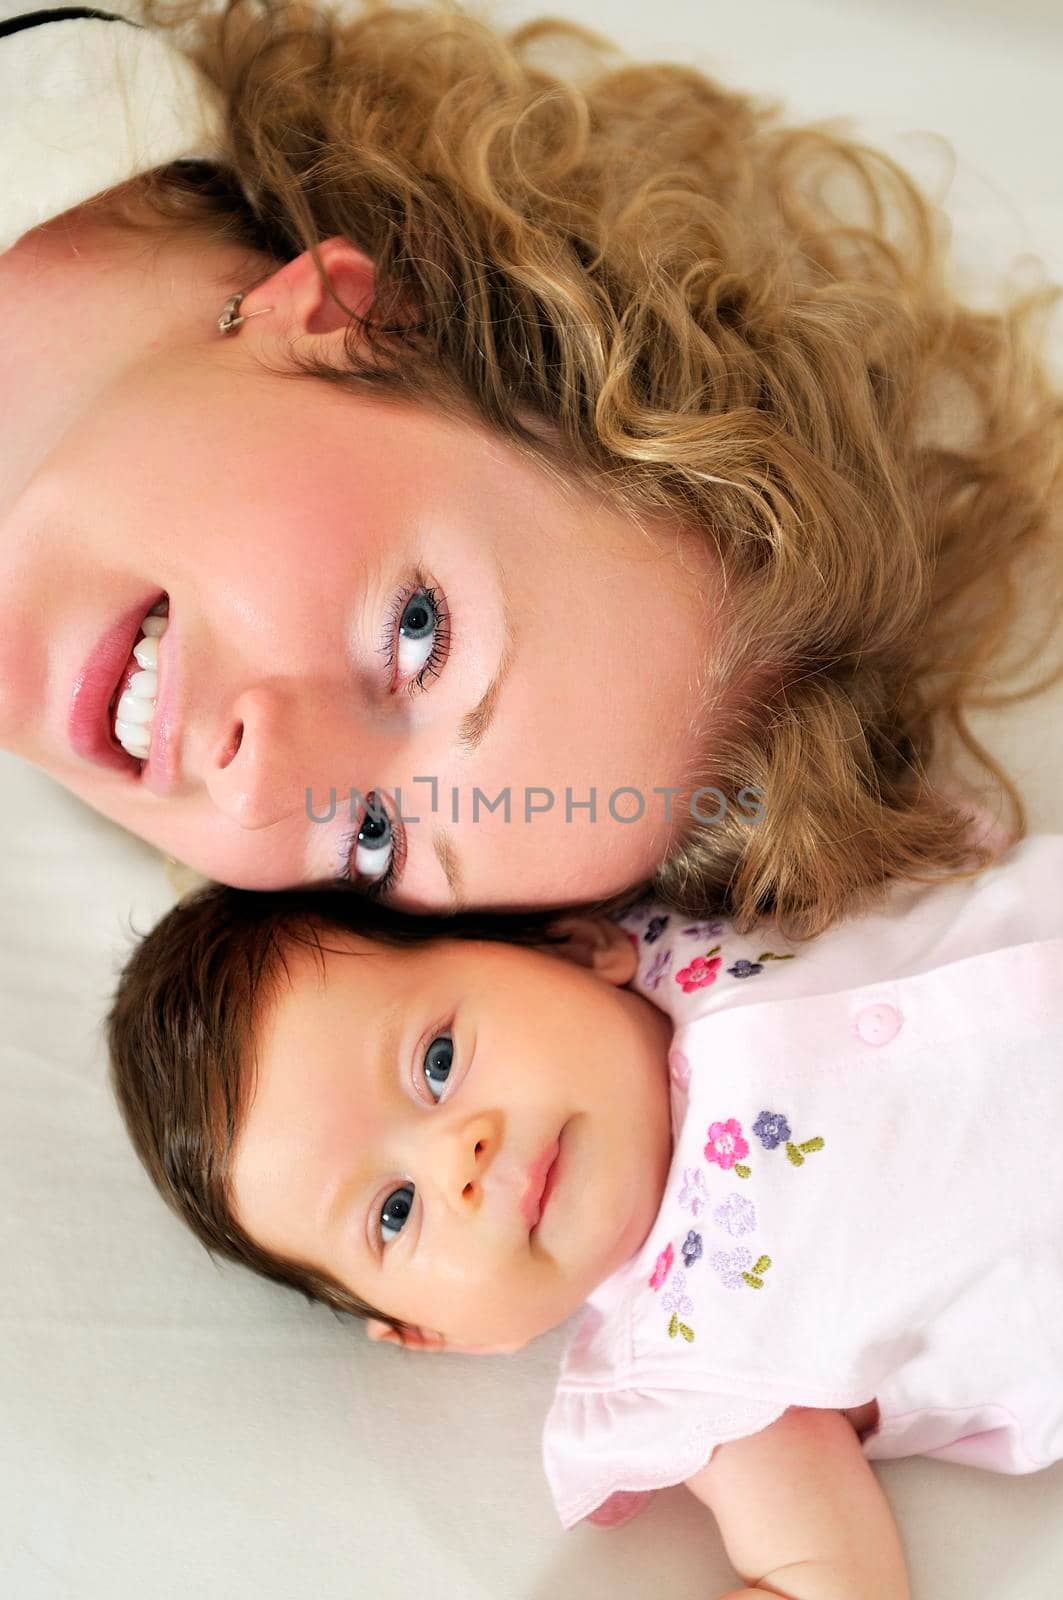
[685,1408,910,1599]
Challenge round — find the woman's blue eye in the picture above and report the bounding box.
[380,1184,415,1245]
[379,580,450,694]
[397,587,442,681]
[422,1035,453,1101]
[353,791,393,882]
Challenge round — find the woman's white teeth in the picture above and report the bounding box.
[114,608,169,760]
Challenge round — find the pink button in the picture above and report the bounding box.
[669,1047,692,1088]
[853,1003,903,1046]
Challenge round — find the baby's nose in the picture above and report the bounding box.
[439,1111,503,1210]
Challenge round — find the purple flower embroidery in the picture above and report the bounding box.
[753,1111,791,1151]
[661,1270,693,1318]
[682,1230,703,1268]
[642,947,673,990]
[728,959,763,979]
[644,915,670,944]
[681,920,725,939]
[713,1194,757,1237]
[678,1167,710,1218]
[712,1247,753,1290]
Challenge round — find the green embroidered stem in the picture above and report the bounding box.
[756,951,795,962]
[734,1163,751,1179]
[787,1136,825,1166]
[668,1313,678,1338]
[678,1323,695,1342]
[741,1272,765,1289]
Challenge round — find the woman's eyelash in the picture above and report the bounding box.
[378,576,451,696]
[337,826,400,897]
[338,576,447,891]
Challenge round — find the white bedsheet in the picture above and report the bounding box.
[2,2,1062,1595]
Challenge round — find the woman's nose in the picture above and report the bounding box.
[204,683,386,833]
[203,685,302,829]
[437,1111,504,1213]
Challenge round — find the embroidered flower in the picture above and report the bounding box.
[678,1167,710,1217]
[643,915,670,944]
[713,1194,757,1237]
[728,958,763,979]
[753,1111,791,1151]
[661,1270,693,1318]
[682,1230,703,1268]
[704,1118,749,1171]
[643,948,673,991]
[648,1241,674,1291]
[676,954,722,994]
[681,920,725,939]
[711,1247,753,1290]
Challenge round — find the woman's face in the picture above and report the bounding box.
[0,230,719,908]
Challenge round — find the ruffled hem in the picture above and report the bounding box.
[544,1384,788,1529]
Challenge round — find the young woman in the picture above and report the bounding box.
[2,0,1061,935]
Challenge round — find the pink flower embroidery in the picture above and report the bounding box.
[704,1118,749,1171]
[675,954,722,994]
[648,1241,674,1291]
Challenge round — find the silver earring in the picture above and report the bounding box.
[217,291,275,336]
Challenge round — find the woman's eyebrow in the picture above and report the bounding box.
[433,828,464,902]
[455,604,517,755]
[426,591,518,903]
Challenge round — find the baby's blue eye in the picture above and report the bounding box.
[380,1185,414,1245]
[422,1036,453,1101]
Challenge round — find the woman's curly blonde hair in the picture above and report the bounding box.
[110,0,1063,938]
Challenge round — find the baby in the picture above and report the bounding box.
[107,835,1063,1600]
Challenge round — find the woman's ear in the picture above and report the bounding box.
[546,915,639,987]
[235,235,381,347]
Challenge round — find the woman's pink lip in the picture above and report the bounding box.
[68,593,163,776]
[521,1131,563,1231]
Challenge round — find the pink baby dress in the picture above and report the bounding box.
[543,835,1063,1530]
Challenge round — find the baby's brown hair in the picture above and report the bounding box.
[106,883,573,1329]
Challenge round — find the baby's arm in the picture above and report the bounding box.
[685,1407,909,1600]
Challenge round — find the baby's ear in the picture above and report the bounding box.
[547,914,638,986]
[365,1319,449,1353]
[365,1320,524,1356]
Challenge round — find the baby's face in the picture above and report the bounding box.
[229,920,674,1352]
